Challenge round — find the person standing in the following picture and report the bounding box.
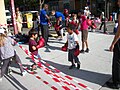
[40,4,50,46]
[84,6,91,18]
[79,10,89,53]
[0,28,26,82]
[99,12,105,30]
[66,24,80,69]
[16,7,23,34]
[106,0,120,89]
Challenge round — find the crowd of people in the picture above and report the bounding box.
[0,1,120,89]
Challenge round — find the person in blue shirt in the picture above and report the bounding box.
[51,10,65,21]
[40,4,50,46]
[51,10,65,39]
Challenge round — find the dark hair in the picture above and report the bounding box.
[29,28,38,37]
[43,4,48,8]
[78,9,84,14]
[52,10,56,12]
[67,23,75,30]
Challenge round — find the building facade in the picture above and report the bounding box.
[47,0,116,17]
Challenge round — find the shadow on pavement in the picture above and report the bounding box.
[43,60,111,86]
[48,40,65,45]
[4,75,28,90]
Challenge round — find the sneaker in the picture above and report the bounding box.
[7,69,12,75]
[22,71,27,76]
[80,50,85,53]
[30,64,37,71]
[104,32,109,34]
[85,48,89,53]
[77,63,80,69]
[69,64,76,69]
[58,37,63,41]
[44,44,49,48]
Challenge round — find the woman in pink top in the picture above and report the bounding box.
[78,10,89,53]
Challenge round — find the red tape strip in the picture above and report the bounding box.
[78,83,87,88]
[51,86,58,90]
[65,76,73,80]
[54,69,60,73]
[43,81,49,85]
[62,86,70,90]
[44,70,51,74]
[45,63,50,67]
[53,78,60,82]
[36,76,41,79]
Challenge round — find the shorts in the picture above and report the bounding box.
[68,49,80,64]
[81,30,88,42]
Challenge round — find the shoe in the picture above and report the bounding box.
[77,63,80,69]
[85,48,89,53]
[69,64,76,69]
[7,69,12,75]
[106,82,120,89]
[104,32,109,34]
[22,71,27,76]
[80,50,85,53]
[30,64,37,71]
[58,38,63,41]
[44,44,49,48]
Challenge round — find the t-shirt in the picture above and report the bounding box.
[0,37,15,60]
[84,10,91,17]
[80,15,88,30]
[55,11,65,21]
[67,32,78,49]
[29,39,38,55]
[40,9,48,25]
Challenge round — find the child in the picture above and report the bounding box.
[28,29,42,70]
[0,28,26,81]
[66,24,80,69]
[54,17,64,40]
[79,10,89,53]
[64,9,70,27]
[69,14,79,35]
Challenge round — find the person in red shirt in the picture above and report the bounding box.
[29,29,44,71]
[78,10,89,53]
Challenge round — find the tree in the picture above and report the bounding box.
[39,0,44,10]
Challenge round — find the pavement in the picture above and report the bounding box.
[0,22,119,90]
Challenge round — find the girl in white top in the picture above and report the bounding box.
[0,28,26,81]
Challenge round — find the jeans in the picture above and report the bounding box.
[40,24,49,45]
